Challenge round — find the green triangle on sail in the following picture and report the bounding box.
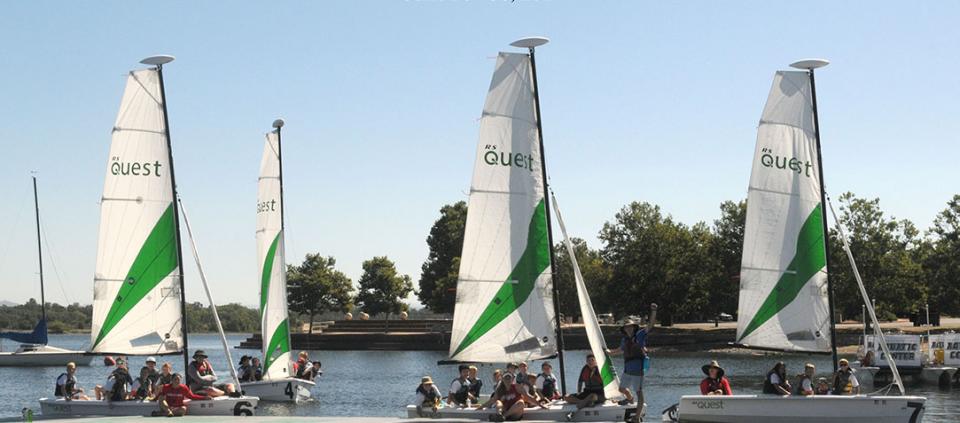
[260,232,281,316]
[599,353,617,386]
[263,318,290,372]
[738,203,827,342]
[93,203,179,348]
[451,199,551,358]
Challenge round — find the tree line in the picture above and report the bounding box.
[416,194,960,323]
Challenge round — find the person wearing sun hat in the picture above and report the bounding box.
[415,375,442,413]
[607,303,658,420]
[699,360,732,395]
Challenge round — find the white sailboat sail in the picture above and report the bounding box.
[551,193,621,399]
[448,52,557,363]
[736,71,832,352]
[257,129,292,379]
[91,68,183,355]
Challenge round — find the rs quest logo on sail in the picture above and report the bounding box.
[110,157,163,177]
[483,145,534,171]
[759,148,813,177]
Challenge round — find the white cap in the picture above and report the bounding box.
[146,356,157,363]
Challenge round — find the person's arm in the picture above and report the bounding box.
[521,389,546,408]
[721,378,732,395]
[476,391,499,409]
[699,379,711,395]
[184,386,209,401]
[849,374,860,395]
[647,303,658,333]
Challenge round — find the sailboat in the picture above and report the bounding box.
[38,55,258,417]
[0,177,92,367]
[406,37,634,422]
[665,60,926,422]
[239,119,316,402]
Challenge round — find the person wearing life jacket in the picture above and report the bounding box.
[762,361,791,395]
[293,351,314,380]
[131,366,156,400]
[186,350,236,397]
[795,363,816,396]
[815,377,831,395]
[414,375,442,414]
[103,358,134,402]
[54,362,89,400]
[476,373,544,422]
[251,357,264,381]
[153,362,175,392]
[563,354,606,411]
[831,359,861,395]
[144,357,160,386]
[447,364,474,407]
[699,360,732,395]
[535,361,561,400]
[607,303,658,420]
[516,362,530,389]
[236,356,253,382]
[155,373,209,417]
[467,365,483,398]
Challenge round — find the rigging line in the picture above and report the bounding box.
[38,213,72,305]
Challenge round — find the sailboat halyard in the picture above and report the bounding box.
[239,120,315,402]
[667,60,926,423]
[0,177,92,366]
[39,56,257,416]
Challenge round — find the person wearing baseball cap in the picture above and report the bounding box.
[831,358,860,395]
[144,357,160,388]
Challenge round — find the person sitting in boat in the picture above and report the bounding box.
[131,366,156,400]
[448,364,475,407]
[815,377,831,395]
[523,374,549,406]
[505,362,519,383]
[516,362,530,388]
[144,357,160,386]
[476,373,545,422]
[293,351,314,380]
[103,358,134,402]
[186,350,236,397]
[607,303,657,415]
[831,359,860,395]
[154,362,175,391]
[237,356,254,382]
[492,368,503,389]
[251,357,264,381]
[563,354,605,410]
[699,360,732,396]
[54,362,89,401]
[535,361,561,400]
[155,373,209,417]
[795,363,816,396]
[415,375,443,413]
[762,361,791,396]
[467,365,483,398]
[310,360,323,379]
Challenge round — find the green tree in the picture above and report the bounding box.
[707,200,747,318]
[417,201,467,313]
[287,254,355,333]
[356,256,413,317]
[552,238,613,319]
[925,195,960,315]
[828,192,925,320]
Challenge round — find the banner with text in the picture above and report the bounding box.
[929,334,960,366]
[864,334,922,368]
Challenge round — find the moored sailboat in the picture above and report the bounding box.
[664,59,926,423]
[239,119,316,402]
[38,55,258,417]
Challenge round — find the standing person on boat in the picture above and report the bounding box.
[762,362,792,395]
[467,365,483,398]
[608,303,657,414]
[415,376,442,413]
[795,363,816,396]
[186,350,235,397]
[476,373,544,422]
[564,354,605,409]
[699,360,732,396]
[832,359,861,395]
[155,373,209,417]
[448,364,475,407]
[535,361,561,400]
[54,362,89,401]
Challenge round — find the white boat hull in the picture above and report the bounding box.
[916,366,957,385]
[240,378,315,402]
[666,395,926,423]
[38,396,259,416]
[0,345,93,367]
[406,402,638,422]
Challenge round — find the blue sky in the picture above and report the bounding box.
[1,1,958,307]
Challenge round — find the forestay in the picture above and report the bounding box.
[551,193,621,399]
[91,69,183,355]
[257,130,292,379]
[449,52,557,363]
[736,71,831,352]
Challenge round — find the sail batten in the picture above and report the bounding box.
[91,68,183,355]
[736,70,831,353]
[448,52,557,363]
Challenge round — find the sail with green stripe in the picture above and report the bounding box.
[91,68,183,355]
[448,52,558,363]
[257,129,293,379]
[735,70,832,352]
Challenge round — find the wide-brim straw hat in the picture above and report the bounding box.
[620,319,641,335]
[421,376,433,384]
[701,360,725,378]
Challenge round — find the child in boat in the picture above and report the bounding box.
[795,363,816,396]
[156,373,209,417]
[54,362,89,401]
[251,357,264,381]
[131,366,156,400]
[815,377,831,395]
[832,359,860,395]
[415,376,443,413]
[523,374,548,406]
[467,365,483,398]
[762,361,791,395]
[492,368,503,389]
[153,362,175,392]
[535,361,561,400]
[104,358,134,402]
[186,350,236,397]
[476,373,544,422]
[564,354,605,409]
[294,351,314,380]
[448,364,474,407]
[699,360,732,395]
[236,356,254,382]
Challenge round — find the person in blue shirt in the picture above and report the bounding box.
[607,303,657,422]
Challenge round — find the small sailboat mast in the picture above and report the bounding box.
[33,176,48,337]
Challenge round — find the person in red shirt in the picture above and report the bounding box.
[475,373,544,422]
[155,373,209,417]
[699,360,732,396]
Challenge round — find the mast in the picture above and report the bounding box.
[792,59,838,373]
[32,176,47,327]
[143,55,189,372]
[513,36,567,395]
[273,117,292,361]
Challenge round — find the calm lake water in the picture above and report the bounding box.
[2,334,956,421]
